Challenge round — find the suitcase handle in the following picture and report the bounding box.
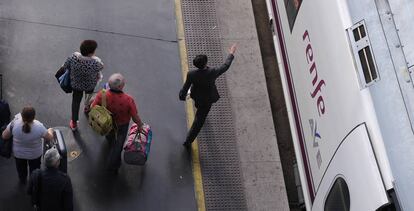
[53,129,67,157]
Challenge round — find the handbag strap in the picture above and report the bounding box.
[9,120,15,134]
[132,129,142,150]
[102,89,107,108]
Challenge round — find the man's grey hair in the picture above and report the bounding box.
[44,147,61,168]
[108,73,125,91]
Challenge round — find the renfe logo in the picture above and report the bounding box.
[303,30,325,170]
[303,30,326,116]
[309,119,323,169]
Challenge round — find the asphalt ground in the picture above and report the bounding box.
[0,0,196,210]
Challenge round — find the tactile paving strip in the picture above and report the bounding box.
[181,0,248,210]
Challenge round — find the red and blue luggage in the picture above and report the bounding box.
[123,123,152,165]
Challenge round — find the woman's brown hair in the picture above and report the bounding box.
[21,106,35,133]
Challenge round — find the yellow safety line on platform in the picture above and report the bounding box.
[174,1,206,211]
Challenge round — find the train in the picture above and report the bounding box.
[265,0,414,210]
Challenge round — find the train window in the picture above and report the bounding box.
[358,47,378,83]
[284,0,303,31]
[324,177,350,211]
[347,20,379,88]
[352,25,366,42]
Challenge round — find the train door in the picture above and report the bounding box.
[311,124,389,211]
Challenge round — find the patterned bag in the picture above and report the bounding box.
[88,89,114,135]
[123,123,152,165]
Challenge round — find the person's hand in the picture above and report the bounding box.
[179,90,187,101]
[138,125,144,134]
[228,43,237,55]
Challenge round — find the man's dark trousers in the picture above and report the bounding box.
[185,103,212,144]
[106,124,129,171]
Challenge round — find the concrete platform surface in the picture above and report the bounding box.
[209,0,290,210]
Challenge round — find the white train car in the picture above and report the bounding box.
[265,0,414,210]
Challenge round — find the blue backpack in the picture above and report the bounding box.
[55,66,72,93]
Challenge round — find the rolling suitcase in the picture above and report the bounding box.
[44,129,68,173]
[123,123,152,165]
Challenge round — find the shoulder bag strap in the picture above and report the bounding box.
[9,120,14,135]
[102,89,107,108]
[9,119,15,135]
[101,89,118,137]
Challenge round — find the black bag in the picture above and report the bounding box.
[43,129,67,173]
[0,74,11,128]
[0,100,11,128]
[0,122,14,158]
[55,66,65,82]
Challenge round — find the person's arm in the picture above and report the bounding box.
[62,56,71,69]
[42,128,54,142]
[63,177,74,211]
[132,114,143,132]
[129,98,143,132]
[213,44,237,77]
[179,73,191,101]
[27,169,41,208]
[93,56,104,70]
[1,124,12,140]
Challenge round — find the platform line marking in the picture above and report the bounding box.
[175,1,206,211]
[0,17,176,43]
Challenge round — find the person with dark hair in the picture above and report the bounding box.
[28,148,73,211]
[1,106,54,184]
[193,55,208,69]
[62,39,104,131]
[179,44,237,147]
[80,40,98,56]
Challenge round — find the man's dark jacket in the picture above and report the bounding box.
[179,54,234,106]
[28,168,73,211]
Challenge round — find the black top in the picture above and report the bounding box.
[179,54,235,107]
[28,168,73,211]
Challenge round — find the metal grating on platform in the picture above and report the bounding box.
[181,0,248,210]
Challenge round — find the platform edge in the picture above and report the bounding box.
[174,1,206,211]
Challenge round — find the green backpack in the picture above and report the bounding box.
[89,89,114,135]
